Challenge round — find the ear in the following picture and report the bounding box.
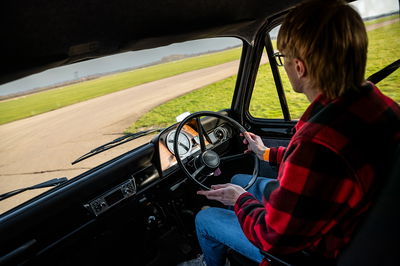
[293,58,306,78]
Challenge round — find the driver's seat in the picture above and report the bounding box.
[229,143,400,266]
[336,142,400,265]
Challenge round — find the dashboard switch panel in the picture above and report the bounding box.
[86,178,136,216]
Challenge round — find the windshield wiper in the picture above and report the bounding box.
[0,177,68,201]
[71,128,163,165]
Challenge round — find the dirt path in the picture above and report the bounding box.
[365,17,399,31]
[0,18,398,212]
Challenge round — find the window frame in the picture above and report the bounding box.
[238,14,294,128]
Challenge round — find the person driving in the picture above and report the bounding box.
[180,0,400,265]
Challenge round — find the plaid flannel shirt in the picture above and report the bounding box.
[234,83,400,263]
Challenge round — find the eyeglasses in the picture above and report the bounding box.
[273,52,285,66]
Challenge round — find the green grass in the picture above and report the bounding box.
[125,77,236,131]
[249,65,310,119]
[364,21,400,101]
[0,47,241,125]
[128,19,400,131]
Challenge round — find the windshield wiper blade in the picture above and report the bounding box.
[0,177,68,201]
[71,128,163,165]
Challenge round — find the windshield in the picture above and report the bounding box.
[0,37,242,214]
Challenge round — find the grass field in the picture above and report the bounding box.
[1,17,399,129]
[127,20,400,132]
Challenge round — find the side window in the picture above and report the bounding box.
[249,13,400,120]
[249,25,309,120]
[362,15,399,102]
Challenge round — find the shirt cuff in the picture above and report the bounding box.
[268,147,279,165]
[234,192,253,212]
[263,148,270,161]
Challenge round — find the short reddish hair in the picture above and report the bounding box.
[277,0,368,99]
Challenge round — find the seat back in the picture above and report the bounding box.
[337,143,400,266]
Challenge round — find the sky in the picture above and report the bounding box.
[0,0,398,97]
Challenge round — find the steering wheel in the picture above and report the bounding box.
[174,111,259,190]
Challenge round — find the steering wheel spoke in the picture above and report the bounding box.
[196,117,207,152]
[220,153,247,164]
[192,165,206,179]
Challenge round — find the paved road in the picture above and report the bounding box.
[0,18,397,212]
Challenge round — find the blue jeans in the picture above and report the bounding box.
[195,174,274,266]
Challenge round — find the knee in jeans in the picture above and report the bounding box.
[195,207,215,229]
[231,174,242,184]
[231,174,251,188]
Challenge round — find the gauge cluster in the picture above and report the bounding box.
[208,126,232,144]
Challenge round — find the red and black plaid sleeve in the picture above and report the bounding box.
[268,146,286,168]
[234,138,361,256]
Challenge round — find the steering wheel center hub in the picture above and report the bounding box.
[201,150,220,169]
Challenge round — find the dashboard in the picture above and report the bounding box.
[84,120,235,218]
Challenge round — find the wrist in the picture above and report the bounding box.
[254,145,266,160]
[234,191,248,206]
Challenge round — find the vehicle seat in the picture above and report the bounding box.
[337,142,400,265]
